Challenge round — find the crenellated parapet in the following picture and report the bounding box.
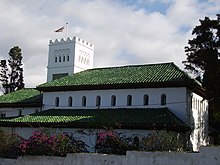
[49,36,95,49]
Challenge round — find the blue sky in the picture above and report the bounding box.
[0,0,219,88]
[118,0,171,14]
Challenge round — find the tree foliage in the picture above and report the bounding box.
[0,46,25,94]
[183,14,220,100]
[0,60,9,94]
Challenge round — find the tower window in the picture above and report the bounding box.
[82,96,86,107]
[161,94,166,106]
[111,95,116,106]
[96,96,101,106]
[68,96,73,107]
[55,97,60,107]
[143,94,149,106]
[127,95,132,106]
[86,59,89,65]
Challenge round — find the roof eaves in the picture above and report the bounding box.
[0,108,190,132]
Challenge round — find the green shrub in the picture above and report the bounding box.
[141,131,186,151]
[0,130,22,158]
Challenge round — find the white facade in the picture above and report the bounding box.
[190,92,209,151]
[47,37,95,82]
[0,107,41,118]
[42,87,209,151]
[43,87,188,121]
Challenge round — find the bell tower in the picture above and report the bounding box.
[47,36,95,82]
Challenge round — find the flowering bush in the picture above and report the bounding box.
[19,131,58,156]
[95,130,138,155]
[19,131,88,156]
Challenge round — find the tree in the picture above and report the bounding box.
[0,46,25,94]
[0,60,9,94]
[183,14,220,120]
[183,14,220,97]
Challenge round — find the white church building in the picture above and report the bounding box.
[0,37,209,152]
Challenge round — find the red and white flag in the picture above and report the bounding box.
[54,27,64,32]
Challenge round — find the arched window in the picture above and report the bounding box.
[111,95,116,106]
[82,96,86,107]
[161,94,166,106]
[55,97,60,107]
[59,56,61,62]
[96,96,101,106]
[68,96,73,107]
[67,55,69,61]
[143,94,149,106]
[55,56,57,63]
[63,56,65,62]
[127,95,132,106]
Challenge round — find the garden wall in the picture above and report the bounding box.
[1,147,220,165]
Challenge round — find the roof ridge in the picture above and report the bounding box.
[88,62,174,71]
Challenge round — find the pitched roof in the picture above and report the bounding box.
[0,88,42,107]
[0,108,190,132]
[37,62,200,92]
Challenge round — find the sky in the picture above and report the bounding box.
[0,0,219,88]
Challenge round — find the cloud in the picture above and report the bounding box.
[0,0,219,89]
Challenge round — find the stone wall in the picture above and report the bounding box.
[1,147,219,165]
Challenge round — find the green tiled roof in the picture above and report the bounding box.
[0,88,42,107]
[37,62,200,91]
[0,108,190,132]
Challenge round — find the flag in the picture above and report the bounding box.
[54,27,64,32]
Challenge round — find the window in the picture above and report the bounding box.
[52,73,68,80]
[68,96,73,107]
[67,55,69,61]
[59,56,61,62]
[127,95,132,106]
[111,95,116,106]
[161,94,166,106]
[96,96,101,106]
[55,97,60,107]
[18,110,22,116]
[63,56,65,62]
[82,96,86,107]
[55,56,57,63]
[0,113,6,118]
[143,94,149,106]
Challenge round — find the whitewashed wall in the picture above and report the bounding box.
[1,147,220,165]
[43,87,187,122]
[0,107,41,118]
[190,92,209,151]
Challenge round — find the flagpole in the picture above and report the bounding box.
[65,23,68,39]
